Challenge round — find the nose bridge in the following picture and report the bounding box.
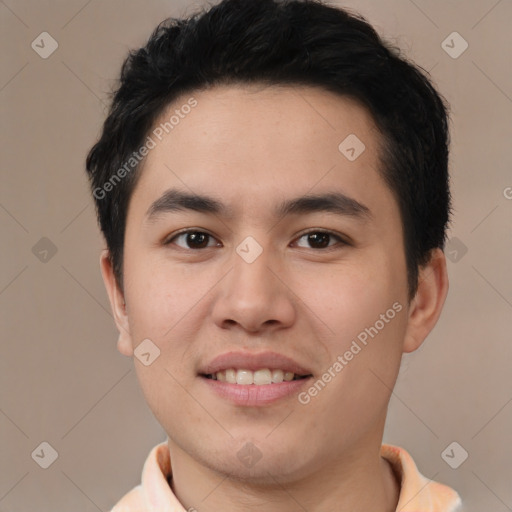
[230,233,278,298]
[212,232,295,331]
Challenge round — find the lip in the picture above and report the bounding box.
[198,350,313,376]
[200,376,313,406]
[198,351,314,406]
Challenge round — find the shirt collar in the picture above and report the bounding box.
[123,440,461,512]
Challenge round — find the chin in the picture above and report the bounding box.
[203,438,314,485]
[213,457,304,486]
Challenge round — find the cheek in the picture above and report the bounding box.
[123,255,214,383]
[313,247,408,403]
[124,252,193,339]
[315,253,404,340]
[125,259,205,431]
[126,282,172,339]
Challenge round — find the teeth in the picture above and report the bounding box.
[225,369,236,383]
[236,370,253,385]
[271,369,284,383]
[212,368,306,385]
[254,369,272,385]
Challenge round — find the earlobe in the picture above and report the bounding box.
[99,249,134,357]
[116,332,134,357]
[402,248,449,354]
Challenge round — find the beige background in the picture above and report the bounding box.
[1,0,511,511]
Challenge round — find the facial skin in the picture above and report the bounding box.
[100,84,449,511]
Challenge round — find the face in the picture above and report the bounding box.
[102,84,432,483]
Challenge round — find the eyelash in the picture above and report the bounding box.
[163,228,349,251]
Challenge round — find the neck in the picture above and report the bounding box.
[168,428,400,512]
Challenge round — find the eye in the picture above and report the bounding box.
[165,230,219,250]
[293,230,348,250]
[164,229,348,251]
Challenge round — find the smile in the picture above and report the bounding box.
[203,368,311,385]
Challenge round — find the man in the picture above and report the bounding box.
[86,0,462,510]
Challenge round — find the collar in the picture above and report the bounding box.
[112,440,462,512]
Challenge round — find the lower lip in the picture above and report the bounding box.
[200,376,312,406]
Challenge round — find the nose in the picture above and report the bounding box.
[211,242,296,334]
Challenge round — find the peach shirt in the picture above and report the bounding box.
[110,440,462,512]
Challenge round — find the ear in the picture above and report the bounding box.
[402,248,449,353]
[99,249,134,357]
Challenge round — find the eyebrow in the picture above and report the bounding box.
[145,188,373,224]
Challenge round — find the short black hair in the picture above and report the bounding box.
[86,0,452,302]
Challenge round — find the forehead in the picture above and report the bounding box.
[165,83,382,159]
[128,84,395,226]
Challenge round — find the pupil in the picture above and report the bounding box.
[188,232,208,248]
[309,233,329,248]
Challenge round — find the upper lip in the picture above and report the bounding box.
[199,351,313,376]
